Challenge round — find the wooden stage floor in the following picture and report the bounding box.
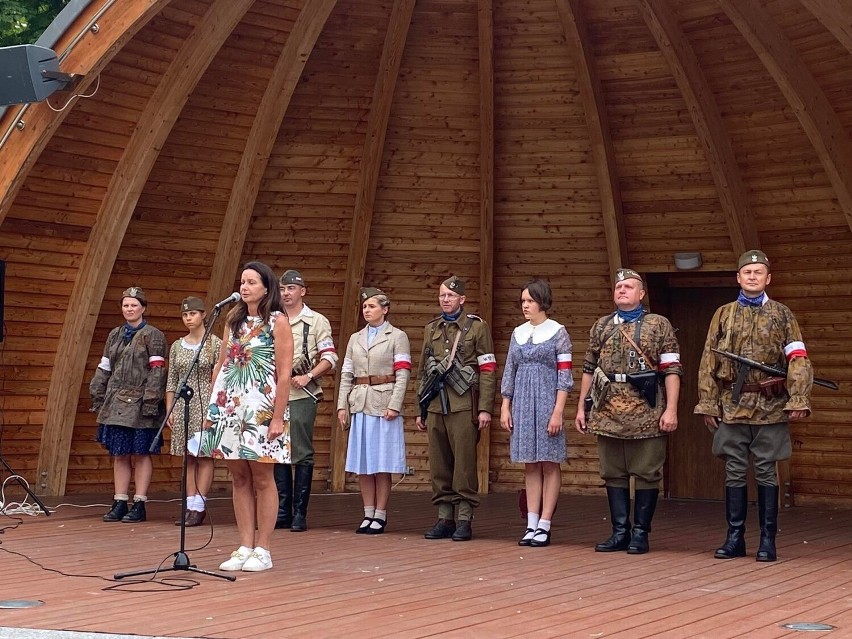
[0,491,850,638]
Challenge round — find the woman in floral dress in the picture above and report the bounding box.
[500,279,573,547]
[166,296,221,527]
[204,261,294,572]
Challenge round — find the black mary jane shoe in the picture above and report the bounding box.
[365,518,386,535]
[518,528,535,547]
[529,528,551,547]
[356,517,373,534]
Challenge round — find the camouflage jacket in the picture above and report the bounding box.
[694,298,813,424]
[417,310,497,415]
[583,312,682,439]
[90,323,168,429]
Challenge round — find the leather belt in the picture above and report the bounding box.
[722,381,763,393]
[354,374,395,385]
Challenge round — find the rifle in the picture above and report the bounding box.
[292,353,320,403]
[711,348,838,403]
[418,352,450,421]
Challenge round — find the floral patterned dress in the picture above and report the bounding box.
[203,312,291,463]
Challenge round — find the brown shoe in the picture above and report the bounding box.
[174,509,191,526]
[184,510,207,527]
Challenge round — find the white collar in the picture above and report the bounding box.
[288,303,314,323]
[513,318,562,345]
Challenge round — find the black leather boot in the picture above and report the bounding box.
[714,485,748,559]
[121,500,146,523]
[274,463,293,529]
[627,488,659,554]
[595,486,632,552]
[290,463,313,532]
[103,499,128,522]
[756,484,779,562]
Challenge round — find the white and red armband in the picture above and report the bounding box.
[393,352,412,371]
[784,341,807,361]
[477,353,497,373]
[557,353,572,371]
[658,352,680,370]
[149,355,165,369]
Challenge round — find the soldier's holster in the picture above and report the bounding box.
[626,371,658,408]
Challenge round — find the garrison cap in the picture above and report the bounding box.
[614,268,643,284]
[279,269,306,287]
[121,286,147,306]
[737,250,770,271]
[442,276,465,295]
[180,296,205,313]
[360,286,386,302]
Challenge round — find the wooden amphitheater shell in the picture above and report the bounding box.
[0,0,850,506]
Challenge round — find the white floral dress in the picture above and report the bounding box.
[203,312,291,463]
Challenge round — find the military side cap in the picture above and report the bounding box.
[614,268,642,284]
[737,249,770,271]
[360,286,385,302]
[121,286,147,305]
[180,296,205,312]
[442,275,465,295]
[279,269,306,286]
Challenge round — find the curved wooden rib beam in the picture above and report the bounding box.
[556,0,628,277]
[329,0,416,493]
[719,0,852,233]
[205,0,338,305]
[800,0,852,58]
[0,0,172,224]
[476,0,494,495]
[37,0,255,496]
[639,0,759,256]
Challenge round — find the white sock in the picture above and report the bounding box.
[370,509,387,529]
[194,495,207,511]
[132,495,147,503]
[527,512,540,531]
[364,506,376,519]
[537,519,552,532]
[114,494,129,502]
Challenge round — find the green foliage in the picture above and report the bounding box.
[0,1,68,48]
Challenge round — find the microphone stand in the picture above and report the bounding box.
[115,305,235,582]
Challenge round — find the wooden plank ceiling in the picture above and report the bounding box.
[0,0,849,505]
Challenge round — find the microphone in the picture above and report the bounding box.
[213,292,241,310]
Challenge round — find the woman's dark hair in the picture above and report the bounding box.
[226,261,284,336]
[521,278,553,312]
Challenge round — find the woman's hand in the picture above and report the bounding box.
[384,408,399,420]
[337,409,348,429]
[167,414,174,428]
[267,416,285,440]
[500,400,513,432]
[547,412,564,436]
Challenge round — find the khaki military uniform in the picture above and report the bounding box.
[694,298,813,486]
[288,304,337,464]
[583,312,682,488]
[418,311,496,520]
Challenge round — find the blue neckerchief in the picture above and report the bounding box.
[123,320,147,343]
[442,306,463,322]
[616,306,644,323]
[737,291,766,307]
[367,322,386,346]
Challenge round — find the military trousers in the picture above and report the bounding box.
[712,421,791,487]
[427,410,479,520]
[288,397,318,465]
[597,435,667,490]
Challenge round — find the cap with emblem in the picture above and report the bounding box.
[442,276,465,295]
[121,286,147,306]
[614,268,643,284]
[279,269,306,287]
[180,296,205,313]
[737,249,770,271]
[360,286,386,302]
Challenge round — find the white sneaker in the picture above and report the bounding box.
[241,546,273,572]
[219,545,253,571]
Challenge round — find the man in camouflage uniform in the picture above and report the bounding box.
[274,269,338,532]
[415,276,497,541]
[695,250,812,562]
[575,269,682,554]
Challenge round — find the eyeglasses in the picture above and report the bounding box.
[438,294,459,300]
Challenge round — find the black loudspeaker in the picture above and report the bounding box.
[0,260,5,342]
[0,44,65,106]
